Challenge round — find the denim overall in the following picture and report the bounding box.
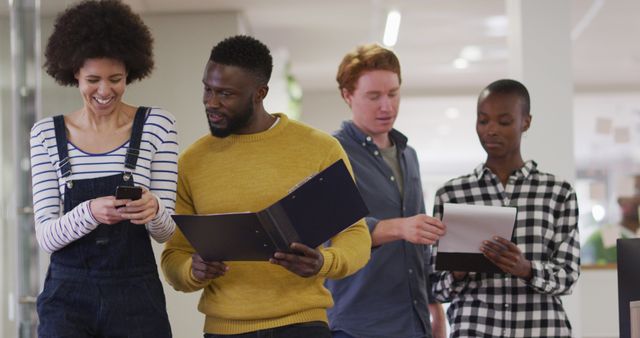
[37,108,172,338]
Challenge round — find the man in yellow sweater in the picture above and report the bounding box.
[161,35,371,338]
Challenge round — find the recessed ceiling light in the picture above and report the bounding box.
[445,107,460,119]
[571,0,605,41]
[383,10,401,47]
[453,58,469,69]
[460,46,483,62]
[485,15,507,37]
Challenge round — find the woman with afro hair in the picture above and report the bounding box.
[30,1,176,336]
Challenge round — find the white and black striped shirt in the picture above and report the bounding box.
[30,108,178,253]
[431,161,580,338]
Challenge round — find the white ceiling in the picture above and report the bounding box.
[3,0,639,92]
[2,0,638,169]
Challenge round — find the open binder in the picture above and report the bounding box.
[172,159,369,261]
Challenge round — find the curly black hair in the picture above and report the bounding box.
[209,35,273,85]
[44,0,154,86]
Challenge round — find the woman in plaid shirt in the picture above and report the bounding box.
[431,79,579,337]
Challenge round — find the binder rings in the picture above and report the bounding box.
[172,159,369,261]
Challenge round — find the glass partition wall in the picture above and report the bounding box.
[2,0,41,337]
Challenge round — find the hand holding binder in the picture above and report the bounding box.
[172,159,369,262]
[191,253,228,281]
[270,242,324,277]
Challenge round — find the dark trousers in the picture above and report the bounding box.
[37,267,171,338]
[204,322,330,338]
[331,331,356,338]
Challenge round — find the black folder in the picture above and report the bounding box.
[436,252,506,274]
[617,238,640,338]
[172,159,369,261]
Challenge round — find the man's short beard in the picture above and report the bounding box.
[209,123,232,138]
[208,100,254,138]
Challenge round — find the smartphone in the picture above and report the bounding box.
[115,185,143,200]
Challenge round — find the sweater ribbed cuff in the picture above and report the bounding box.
[317,250,334,278]
[184,257,210,291]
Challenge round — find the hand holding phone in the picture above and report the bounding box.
[115,185,143,200]
[114,186,158,224]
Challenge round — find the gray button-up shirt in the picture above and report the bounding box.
[326,121,434,338]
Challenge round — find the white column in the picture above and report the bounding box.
[507,0,575,182]
[507,1,581,337]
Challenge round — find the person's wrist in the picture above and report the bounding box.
[395,218,406,240]
[154,196,160,216]
[86,199,99,223]
[452,271,467,281]
[150,193,161,219]
[521,260,533,280]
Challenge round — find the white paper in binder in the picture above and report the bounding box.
[631,300,640,338]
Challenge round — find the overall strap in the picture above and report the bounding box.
[124,106,148,172]
[52,115,72,180]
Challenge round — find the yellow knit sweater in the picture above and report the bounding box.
[161,113,371,334]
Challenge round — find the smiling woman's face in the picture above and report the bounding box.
[75,58,127,116]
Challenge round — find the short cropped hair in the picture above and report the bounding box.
[481,79,531,116]
[209,35,273,85]
[336,44,402,95]
[44,0,154,86]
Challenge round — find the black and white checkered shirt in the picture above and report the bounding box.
[431,161,580,338]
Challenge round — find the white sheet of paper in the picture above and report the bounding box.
[438,203,517,253]
[631,301,640,338]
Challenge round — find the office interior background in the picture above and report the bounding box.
[1,0,639,337]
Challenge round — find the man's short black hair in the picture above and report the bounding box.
[481,79,531,116]
[209,35,273,85]
[44,0,154,86]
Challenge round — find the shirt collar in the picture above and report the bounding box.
[473,160,538,181]
[340,120,408,150]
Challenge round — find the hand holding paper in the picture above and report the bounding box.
[436,203,517,273]
[480,236,532,279]
[399,214,446,245]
